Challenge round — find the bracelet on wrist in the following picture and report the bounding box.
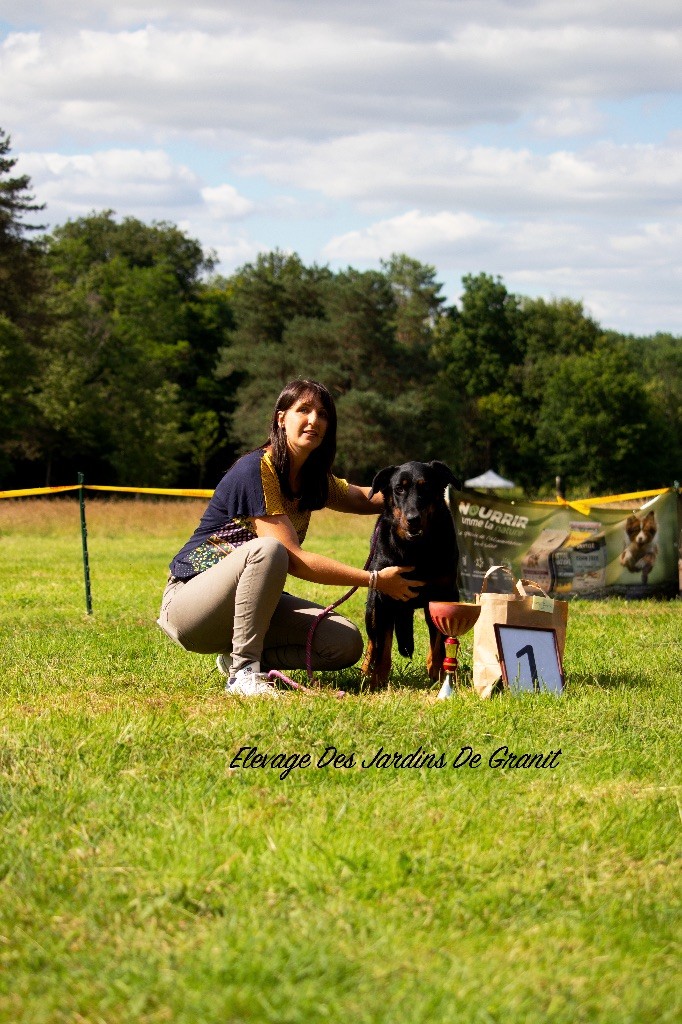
[368,569,378,591]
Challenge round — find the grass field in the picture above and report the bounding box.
[1,498,681,1024]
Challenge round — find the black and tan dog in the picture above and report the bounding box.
[361,460,460,689]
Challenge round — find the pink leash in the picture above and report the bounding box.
[265,519,381,699]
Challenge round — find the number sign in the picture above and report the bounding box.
[494,625,564,694]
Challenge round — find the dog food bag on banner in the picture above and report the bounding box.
[520,529,569,591]
[473,565,569,699]
[550,521,607,596]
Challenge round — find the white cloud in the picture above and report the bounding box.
[19,143,269,276]
[2,0,680,333]
[200,184,254,220]
[243,134,682,217]
[18,148,257,251]
[532,99,605,137]
[324,210,492,261]
[4,1,681,35]
[507,261,681,336]
[19,149,200,218]
[324,209,682,270]
[1,14,679,146]
[324,209,682,333]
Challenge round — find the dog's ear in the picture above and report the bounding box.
[427,461,462,491]
[369,465,398,500]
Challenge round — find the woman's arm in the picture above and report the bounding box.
[327,483,383,515]
[253,514,421,602]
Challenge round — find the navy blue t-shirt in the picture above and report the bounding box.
[169,448,349,580]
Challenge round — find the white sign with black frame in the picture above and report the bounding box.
[494,624,564,694]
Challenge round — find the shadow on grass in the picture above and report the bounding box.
[335,664,656,697]
[564,670,658,691]
[192,655,653,700]
[322,660,477,696]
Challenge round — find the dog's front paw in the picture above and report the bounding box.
[363,670,390,691]
[360,652,390,691]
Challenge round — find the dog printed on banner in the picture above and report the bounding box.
[619,510,659,584]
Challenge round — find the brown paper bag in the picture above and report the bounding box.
[473,565,568,698]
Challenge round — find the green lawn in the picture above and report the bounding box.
[1,499,680,1024]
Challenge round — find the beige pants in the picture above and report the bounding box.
[157,536,363,675]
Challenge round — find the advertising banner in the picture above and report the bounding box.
[448,487,681,601]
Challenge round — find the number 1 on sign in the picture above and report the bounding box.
[515,644,539,689]
[494,625,564,695]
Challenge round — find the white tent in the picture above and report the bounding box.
[464,470,516,489]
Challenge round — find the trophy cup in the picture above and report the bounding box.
[429,601,481,699]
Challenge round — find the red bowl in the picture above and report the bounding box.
[429,601,481,638]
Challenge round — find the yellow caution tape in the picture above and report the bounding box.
[0,485,80,499]
[0,484,214,499]
[85,485,215,498]
[1,483,675,505]
[536,487,669,516]
[579,487,668,505]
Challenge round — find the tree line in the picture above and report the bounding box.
[1,128,680,496]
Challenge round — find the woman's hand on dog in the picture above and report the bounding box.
[376,566,424,602]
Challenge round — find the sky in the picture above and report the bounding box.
[1,0,680,334]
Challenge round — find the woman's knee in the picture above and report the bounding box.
[315,616,364,669]
[250,535,289,575]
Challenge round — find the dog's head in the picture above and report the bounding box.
[369,460,460,541]
[624,511,657,546]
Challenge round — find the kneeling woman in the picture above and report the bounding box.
[158,378,422,696]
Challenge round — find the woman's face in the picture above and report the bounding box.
[277,391,329,456]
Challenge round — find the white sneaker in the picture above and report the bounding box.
[216,655,261,680]
[225,664,279,698]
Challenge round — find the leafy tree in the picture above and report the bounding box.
[218,255,451,479]
[439,273,523,398]
[431,274,524,481]
[315,267,459,477]
[215,252,329,453]
[221,249,330,351]
[219,254,679,493]
[381,254,447,352]
[465,390,535,484]
[188,410,221,486]
[47,209,208,295]
[0,128,45,326]
[319,268,399,391]
[30,213,232,485]
[506,297,604,490]
[316,267,410,477]
[519,296,600,361]
[432,287,637,492]
[640,332,682,486]
[0,129,46,482]
[518,296,601,407]
[2,183,673,497]
[536,341,652,493]
[178,279,237,479]
[0,315,37,479]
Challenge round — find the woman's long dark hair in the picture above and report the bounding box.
[267,379,338,510]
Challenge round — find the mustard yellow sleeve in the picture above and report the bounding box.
[327,474,350,506]
[260,452,287,516]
